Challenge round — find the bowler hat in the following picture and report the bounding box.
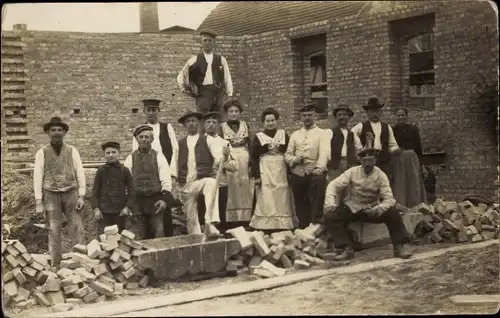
[199,29,218,38]
[223,98,243,112]
[178,111,204,125]
[203,111,221,121]
[362,97,385,111]
[133,124,153,137]
[299,102,318,113]
[101,141,121,151]
[142,99,161,108]
[332,104,354,117]
[43,117,69,133]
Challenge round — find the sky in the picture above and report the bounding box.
[2,2,220,32]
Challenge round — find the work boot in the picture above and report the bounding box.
[393,244,413,259]
[334,246,355,261]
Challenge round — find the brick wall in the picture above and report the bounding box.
[5,31,244,161]
[1,1,497,199]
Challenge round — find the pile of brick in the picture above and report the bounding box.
[412,199,500,244]
[225,224,328,278]
[2,225,150,310]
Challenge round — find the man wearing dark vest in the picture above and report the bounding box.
[34,117,86,267]
[132,98,178,237]
[172,111,227,236]
[125,125,177,239]
[351,97,402,177]
[326,104,363,182]
[176,29,233,115]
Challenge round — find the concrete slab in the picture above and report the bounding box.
[348,212,424,246]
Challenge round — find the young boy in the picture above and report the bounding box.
[91,141,135,234]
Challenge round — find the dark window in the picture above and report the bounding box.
[408,33,434,98]
[73,108,80,114]
[309,51,328,116]
[132,108,139,114]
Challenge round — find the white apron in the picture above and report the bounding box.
[250,130,297,230]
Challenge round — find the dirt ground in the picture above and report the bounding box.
[128,243,499,316]
[5,242,499,317]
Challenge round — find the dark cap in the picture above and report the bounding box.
[133,124,153,137]
[178,111,204,125]
[142,99,162,108]
[332,104,354,117]
[203,111,221,121]
[43,116,69,133]
[299,102,318,113]
[101,141,121,151]
[199,29,218,38]
[362,97,385,111]
[223,98,243,112]
[357,147,379,158]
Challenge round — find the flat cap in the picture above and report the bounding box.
[299,102,318,113]
[199,29,218,38]
[101,141,121,151]
[142,99,162,108]
[133,124,153,137]
[203,111,221,121]
[357,147,379,158]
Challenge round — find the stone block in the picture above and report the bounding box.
[33,291,50,307]
[126,282,139,290]
[102,239,119,252]
[121,266,136,279]
[6,244,21,257]
[16,286,30,301]
[12,268,26,284]
[21,266,37,278]
[83,291,99,303]
[89,281,114,296]
[121,229,136,240]
[73,244,88,254]
[60,259,79,269]
[109,259,123,270]
[45,291,65,305]
[250,233,271,257]
[15,254,28,267]
[73,286,92,298]
[92,263,109,277]
[226,227,253,250]
[120,260,134,271]
[87,239,102,259]
[114,283,124,295]
[42,278,61,292]
[99,234,107,242]
[57,268,74,279]
[65,298,83,304]
[118,243,132,253]
[5,254,19,268]
[252,267,275,278]
[63,284,80,295]
[61,275,83,287]
[30,260,46,272]
[117,248,131,261]
[104,225,119,236]
[119,236,143,250]
[201,240,227,273]
[293,259,310,270]
[226,238,242,258]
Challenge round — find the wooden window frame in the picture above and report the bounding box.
[408,33,435,99]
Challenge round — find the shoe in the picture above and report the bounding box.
[334,247,355,261]
[393,244,413,259]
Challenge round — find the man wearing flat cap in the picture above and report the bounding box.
[326,104,363,182]
[125,124,177,239]
[351,97,402,176]
[132,98,179,236]
[285,103,330,229]
[34,116,86,267]
[172,111,228,235]
[176,29,233,115]
[323,140,413,261]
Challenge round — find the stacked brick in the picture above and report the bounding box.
[225,224,328,278]
[2,225,150,309]
[412,199,500,244]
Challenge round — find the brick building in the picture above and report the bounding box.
[1,1,498,200]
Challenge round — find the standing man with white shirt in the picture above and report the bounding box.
[176,29,233,115]
[173,111,228,236]
[132,98,179,236]
[326,104,363,182]
[33,117,86,267]
[351,97,402,178]
[125,125,177,239]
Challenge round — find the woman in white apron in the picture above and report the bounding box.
[250,108,297,232]
[220,99,254,229]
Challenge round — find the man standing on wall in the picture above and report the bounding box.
[285,103,330,229]
[132,98,179,237]
[34,117,86,267]
[176,29,233,115]
[351,97,402,178]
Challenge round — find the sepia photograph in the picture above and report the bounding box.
[1,1,499,316]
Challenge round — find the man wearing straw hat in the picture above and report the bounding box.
[34,116,86,267]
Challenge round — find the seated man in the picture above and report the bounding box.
[323,146,413,261]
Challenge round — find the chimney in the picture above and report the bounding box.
[139,2,159,33]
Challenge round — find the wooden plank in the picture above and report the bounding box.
[449,295,500,305]
[43,240,498,318]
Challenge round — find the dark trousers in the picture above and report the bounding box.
[196,85,225,114]
[136,193,168,239]
[325,204,409,249]
[98,214,126,235]
[162,208,174,237]
[289,173,327,229]
[197,186,229,231]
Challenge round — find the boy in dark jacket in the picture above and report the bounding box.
[91,141,135,234]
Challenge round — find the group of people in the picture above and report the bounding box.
[33,29,428,267]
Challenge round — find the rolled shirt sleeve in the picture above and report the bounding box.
[375,171,396,213]
[353,133,363,153]
[315,128,330,172]
[167,124,179,178]
[33,149,45,201]
[387,125,400,152]
[72,147,86,197]
[221,56,233,97]
[157,152,172,192]
[324,168,352,211]
[176,56,197,90]
[207,135,223,168]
